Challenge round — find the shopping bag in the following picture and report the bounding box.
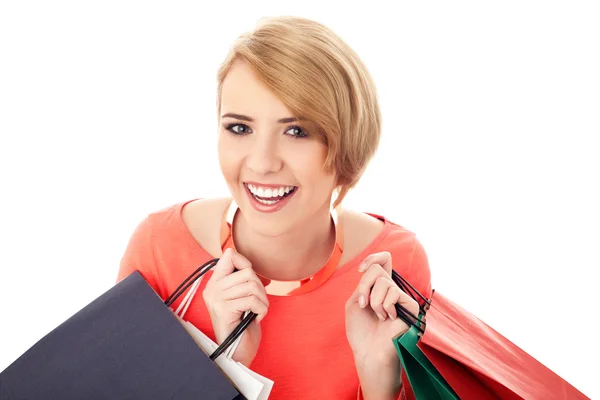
[393,321,459,400]
[173,273,273,400]
[390,272,589,400]
[0,267,245,399]
[416,290,590,400]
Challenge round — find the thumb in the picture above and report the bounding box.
[345,289,362,310]
[211,248,236,281]
[229,249,253,271]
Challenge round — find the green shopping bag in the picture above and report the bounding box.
[393,320,459,400]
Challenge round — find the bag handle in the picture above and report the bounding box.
[173,270,247,360]
[165,258,218,307]
[392,270,431,310]
[390,270,430,335]
[166,260,430,354]
[174,274,203,318]
[164,258,257,361]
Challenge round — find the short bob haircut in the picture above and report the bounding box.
[216,16,381,209]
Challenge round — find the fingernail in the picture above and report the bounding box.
[359,295,366,308]
[389,313,396,320]
[377,313,386,321]
[358,263,367,272]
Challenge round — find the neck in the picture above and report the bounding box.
[233,203,336,281]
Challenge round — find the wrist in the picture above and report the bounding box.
[353,343,400,373]
[355,355,402,400]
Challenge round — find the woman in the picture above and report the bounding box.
[118,16,432,400]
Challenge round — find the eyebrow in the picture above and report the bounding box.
[221,113,301,124]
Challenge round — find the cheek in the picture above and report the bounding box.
[290,143,335,188]
[217,135,240,180]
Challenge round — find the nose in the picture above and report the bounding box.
[245,133,283,175]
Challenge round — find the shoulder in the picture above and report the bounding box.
[341,208,424,260]
[125,199,196,245]
[116,201,187,284]
[117,198,227,297]
[381,218,433,303]
[343,208,433,302]
[128,197,228,243]
[339,210,385,264]
[117,198,220,275]
[130,197,229,259]
[181,197,231,257]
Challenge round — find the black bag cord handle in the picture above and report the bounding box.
[164,258,218,307]
[164,258,257,361]
[392,270,431,311]
[165,259,432,357]
[389,270,431,335]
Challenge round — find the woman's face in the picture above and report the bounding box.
[218,61,336,236]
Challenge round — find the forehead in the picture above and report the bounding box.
[220,61,294,119]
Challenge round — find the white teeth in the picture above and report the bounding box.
[247,184,295,198]
[256,198,278,205]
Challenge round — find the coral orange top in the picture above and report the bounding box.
[117,200,432,400]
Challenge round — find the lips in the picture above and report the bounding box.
[243,183,298,212]
[245,183,297,199]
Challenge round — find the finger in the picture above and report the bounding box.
[210,248,237,281]
[211,249,253,282]
[229,249,253,270]
[370,276,395,321]
[398,292,421,322]
[222,280,270,308]
[359,251,392,275]
[218,267,264,292]
[345,290,359,308]
[383,286,402,320]
[354,263,391,308]
[230,295,269,322]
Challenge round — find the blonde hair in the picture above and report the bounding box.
[217,16,381,208]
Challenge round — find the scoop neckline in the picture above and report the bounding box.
[174,198,395,282]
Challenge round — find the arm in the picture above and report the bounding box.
[356,362,402,400]
[355,237,432,400]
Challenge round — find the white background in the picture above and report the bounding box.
[0,1,597,398]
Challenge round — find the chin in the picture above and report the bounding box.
[246,206,295,234]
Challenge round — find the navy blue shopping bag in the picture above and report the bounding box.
[0,267,245,400]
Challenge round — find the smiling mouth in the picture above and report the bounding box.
[244,183,298,205]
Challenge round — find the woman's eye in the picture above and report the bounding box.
[285,126,308,138]
[227,124,252,135]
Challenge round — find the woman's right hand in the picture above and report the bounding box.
[202,248,269,367]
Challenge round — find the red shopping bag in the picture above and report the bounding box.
[400,366,416,400]
[415,290,589,400]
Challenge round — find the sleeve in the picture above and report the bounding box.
[117,216,167,299]
[402,236,433,307]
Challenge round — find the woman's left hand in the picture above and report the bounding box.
[345,252,420,398]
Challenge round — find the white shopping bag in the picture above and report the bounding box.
[173,273,273,400]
